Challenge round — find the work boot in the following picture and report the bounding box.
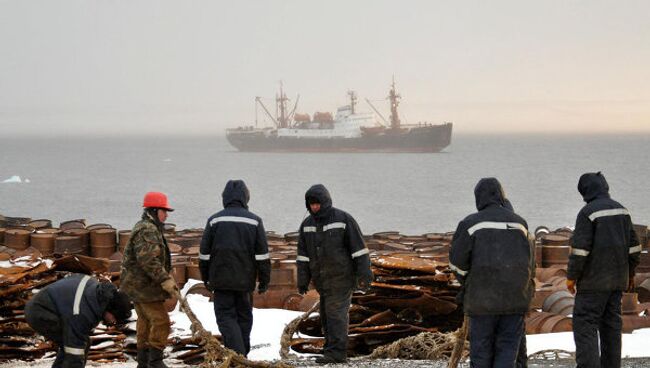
[148,348,169,368]
[136,348,149,368]
[315,355,347,364]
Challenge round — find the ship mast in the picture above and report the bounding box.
[277,82,290,128]
[348,90,357,115]
[388,76,401,129]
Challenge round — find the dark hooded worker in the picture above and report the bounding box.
[449,178,534,367]
[296,184,373,364]
[121,191,177,368]
[24,274,132,368]
[567,172,640,368]
[199,180,271,357]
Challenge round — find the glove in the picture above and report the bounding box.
[257,283,268,295]
[298,286,308,295]
[204,281,214,292]
[566,279,576,295]
[628,277,636,293]
[161,278,178,295]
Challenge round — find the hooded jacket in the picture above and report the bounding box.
[24,274,121,367]
[449,178,534,316]
[199,180,271,291]
[297,184,373,292]
[567,172,640,291]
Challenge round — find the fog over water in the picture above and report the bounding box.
[1,1,649,136]
[1,134,648,234]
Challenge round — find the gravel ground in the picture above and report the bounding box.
[4,357,650,368]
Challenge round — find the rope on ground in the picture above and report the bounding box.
[528,349,575,361]
[279,301,320,360]
[367,329,468,361]
[174,290,293,368]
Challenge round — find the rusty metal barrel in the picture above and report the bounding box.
[542,290,574,316]
[28,219,52,230]
[536,267,568,282]
[634,224,648,249]
[54,235,85,255]
[30,232,57,256]
[637,251,650,273]
[90,228,117,258]
[118,230,131,253]
[59,219,86,231]
[622,292,639,315]
[541,233,570,268]
[186,257,201,280]
[526,311,572,334]
[4,229,32,250]
[63,229,90,255]
[171,255,189,287]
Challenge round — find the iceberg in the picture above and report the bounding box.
[2,175,22,183]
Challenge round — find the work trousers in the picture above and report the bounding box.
[319,288,353,361]
[134,301,171,351]
[573,290,622,368]
[515,323,527,368]
[469,314,524,368]
[213,289,253,356]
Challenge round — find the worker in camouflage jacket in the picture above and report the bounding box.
[25,274,132,368]
[449,178,534,368]
[567,172,640,368]
[121,192,177,368]
[297,184,373,364]
[199,180,271,357]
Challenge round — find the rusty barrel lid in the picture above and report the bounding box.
[59,219,86,231]
[4,216,32,227]
[37,228,61,235]
[4,228,33,250]
[86,223,114,231]
[28,219,52,229]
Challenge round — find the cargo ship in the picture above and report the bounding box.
[226,79,452,153]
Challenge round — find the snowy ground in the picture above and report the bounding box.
[3,279,650,367]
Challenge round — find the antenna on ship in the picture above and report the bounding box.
[277,81,290,128]
[348,90,357,115]
[388,75,401,130]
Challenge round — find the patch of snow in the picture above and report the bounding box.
[526,328,650,358]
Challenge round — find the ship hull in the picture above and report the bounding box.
[226,123,452,153]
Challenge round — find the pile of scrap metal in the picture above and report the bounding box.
[288,232,464,357]
[526,225,650,334]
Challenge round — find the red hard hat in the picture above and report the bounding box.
[142,192,174,211]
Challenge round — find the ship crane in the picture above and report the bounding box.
[364,98,389,127]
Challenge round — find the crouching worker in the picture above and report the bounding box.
[121,191,178,368]
[25,273,132,368]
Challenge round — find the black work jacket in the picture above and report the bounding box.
[199,180,271,291]
[25,274,116,367]
[297,184,373,292]
[449,178,534,316]
[567,173,641,292]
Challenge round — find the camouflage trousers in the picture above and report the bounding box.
[135,301,170,351]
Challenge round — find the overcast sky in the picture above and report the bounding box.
[1,0,649,136]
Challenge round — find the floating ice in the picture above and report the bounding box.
[2,175,22,183]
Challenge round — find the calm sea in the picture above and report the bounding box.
[1,134,648,235]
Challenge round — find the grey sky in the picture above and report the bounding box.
[1,0,649,136]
